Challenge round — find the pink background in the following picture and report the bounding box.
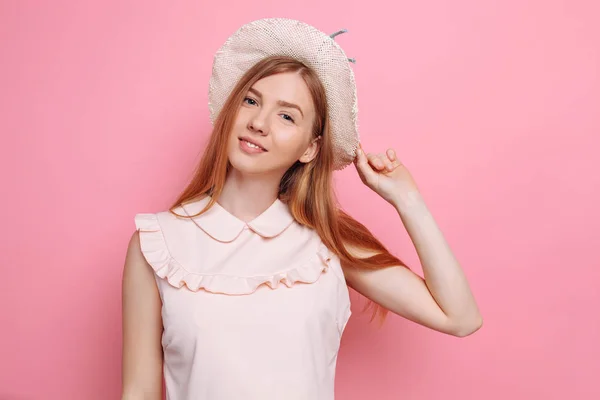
[2,0,599,399]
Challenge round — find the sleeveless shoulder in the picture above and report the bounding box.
[134,210,185,289]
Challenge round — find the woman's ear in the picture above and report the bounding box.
[299,135,322,164]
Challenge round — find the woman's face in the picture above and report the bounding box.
[227,72,319,176]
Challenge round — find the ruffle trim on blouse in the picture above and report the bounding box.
[135,213,331,296]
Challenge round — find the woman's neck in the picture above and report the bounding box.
[218,169,281,223]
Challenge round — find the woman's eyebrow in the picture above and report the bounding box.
[248,87,304,118]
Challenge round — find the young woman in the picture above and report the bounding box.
[121,18,482,400]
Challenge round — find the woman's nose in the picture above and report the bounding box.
[248,110,269,135]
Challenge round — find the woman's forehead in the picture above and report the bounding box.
[252,74,310,101]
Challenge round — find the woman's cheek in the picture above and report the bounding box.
[274,129,305,153]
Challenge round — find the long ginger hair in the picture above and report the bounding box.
[170,55,408,322]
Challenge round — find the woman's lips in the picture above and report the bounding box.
[239,138,267,154]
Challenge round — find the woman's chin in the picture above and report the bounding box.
[228,155,269,175]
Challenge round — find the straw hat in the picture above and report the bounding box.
[208,18,359,170]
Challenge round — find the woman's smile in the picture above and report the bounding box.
[239,137,268,154]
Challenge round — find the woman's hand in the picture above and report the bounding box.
[353,143,420,206]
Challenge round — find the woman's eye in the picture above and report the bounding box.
[281,114,295,123]
[244,97,257,106]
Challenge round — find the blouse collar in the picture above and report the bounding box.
[181,195,295,242]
